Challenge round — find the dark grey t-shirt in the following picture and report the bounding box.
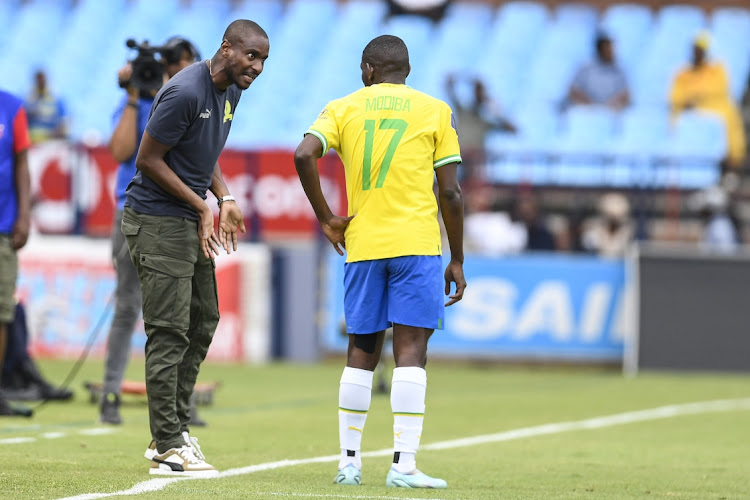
[125,60,242,219]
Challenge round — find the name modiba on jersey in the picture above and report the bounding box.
[366,96,411,112]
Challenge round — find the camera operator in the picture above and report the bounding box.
[100,36,202,426]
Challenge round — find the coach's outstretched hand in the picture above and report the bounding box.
[219,201,246,254]
[321,215,355,256]
[444,259,466,306]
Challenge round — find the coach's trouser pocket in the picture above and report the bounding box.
[120,217,141,236]
[138,253,194,330]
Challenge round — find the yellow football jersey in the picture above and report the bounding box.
[306,83,462,263]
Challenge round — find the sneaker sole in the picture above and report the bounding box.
[335,477,361,485]
[386,479,447,489]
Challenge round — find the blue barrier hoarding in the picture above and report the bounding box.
[321,252,627,361]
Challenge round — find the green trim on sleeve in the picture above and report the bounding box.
[433,154,462,168]
[305,129,328,157]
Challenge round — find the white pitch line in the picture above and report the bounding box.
[0,437,35,445]
[56,397,750,500]
[0,427,117,446]
[79,428,117,436]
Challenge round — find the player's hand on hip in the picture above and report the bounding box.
[218,201,246,254]
[198,205,220,259]
[444,259,466,306]
[321,215,354,256]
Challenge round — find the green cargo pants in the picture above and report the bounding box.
[122,207,220,453]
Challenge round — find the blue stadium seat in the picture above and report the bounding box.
[485,105,559,184]
[711,7,750,41]
[607,107,669,187]
[170,0,230,59]
[225,0,284,40]
[487,2,549,60]
[0,0,20,52]
[656,5,706,37]
[550,106,617,186]
[711,8,750,100]
[430,2,493,75]
[521,30,585,107]
[657,111,726,189]
[600,4,653,74]
[556,3,599,32]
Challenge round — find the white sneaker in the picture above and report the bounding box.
[144,440,157,460]
[149,445,218,477]
[182,431,206,461]
[145,432,206,461]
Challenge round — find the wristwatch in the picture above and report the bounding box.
[217,194,235,207]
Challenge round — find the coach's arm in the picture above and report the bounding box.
[135,131,220,259]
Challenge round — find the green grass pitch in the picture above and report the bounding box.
[1,359,749,500]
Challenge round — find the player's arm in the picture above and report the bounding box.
[435,163,466,306]
[12,106,31,250]
[209,161,245,254]
[135,132,219,259]
[294,134,353,256]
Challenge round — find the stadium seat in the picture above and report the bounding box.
[521,41,582,107]
[710,8,750,100]
[225,0,284,40]
[486,1,549,61]
[0,0,20,53]
[485,105,559,184]
[606,107,669,187]
[656,5,706,37]
[556,3,599,32]
[550,106,618,186]
[657,111,727,189]
[600,4,653,74]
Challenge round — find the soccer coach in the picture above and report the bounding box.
[123,20,269,475]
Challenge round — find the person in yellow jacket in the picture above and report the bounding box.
[669,31,746,168]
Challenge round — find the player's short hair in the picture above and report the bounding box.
[362,35,409,77]
[223,19,268,45]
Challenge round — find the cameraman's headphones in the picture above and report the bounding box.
[164,36,202,64]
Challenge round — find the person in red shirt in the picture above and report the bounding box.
[0,89,32,417]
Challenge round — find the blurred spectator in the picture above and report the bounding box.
[669,32,746,169]
[568,32,630,111]
[464,185,526,255]
[740,73,750,167]
[0,88,32,417]
[1,302,73,401]
[511,192,556,252]
[582,192,634,258]
[25,70,68,144]
[386,0,450,21]
[446,74,516,180]
[689,186,739,252]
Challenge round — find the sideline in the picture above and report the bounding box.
[57,398,750,500]
[0,427,116,445]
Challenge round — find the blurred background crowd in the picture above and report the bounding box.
[2,0,750,257]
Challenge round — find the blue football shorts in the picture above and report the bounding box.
[343,255,444,334]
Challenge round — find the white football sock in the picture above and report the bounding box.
[390,366,427,473]
[338,366,373,470]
